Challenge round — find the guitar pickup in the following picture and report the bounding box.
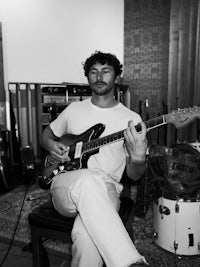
[74,141,83,159]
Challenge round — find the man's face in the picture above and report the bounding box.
[87,62,119,96]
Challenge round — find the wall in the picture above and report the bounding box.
[0,0,124,85]
[0,0,124,135]
[124,0,170,144]
[124,0,170,115]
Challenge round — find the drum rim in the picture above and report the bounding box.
[172,143,200,156]
[155,195,200,202]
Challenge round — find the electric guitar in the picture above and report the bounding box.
[40,106,200,190]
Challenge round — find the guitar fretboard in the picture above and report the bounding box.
[143,115,167,131]
[82,114,167,153]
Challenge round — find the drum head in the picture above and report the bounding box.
[149,143,200,200]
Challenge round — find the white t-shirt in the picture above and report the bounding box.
[50,97,142,186]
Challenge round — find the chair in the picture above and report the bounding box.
[28,173,135,267]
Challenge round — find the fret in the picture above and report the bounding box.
[100,139,104,146]
[103,138,107,144]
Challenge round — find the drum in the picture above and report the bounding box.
[149,143,200,200]
[153,197,200,255]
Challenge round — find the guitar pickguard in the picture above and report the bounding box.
[40,123,105,190]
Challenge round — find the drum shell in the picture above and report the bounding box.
[153,197,200,255]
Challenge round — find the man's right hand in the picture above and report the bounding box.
[48,140,70,162]
[41,125,71,162]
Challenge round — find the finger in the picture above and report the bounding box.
[62,148,70,158]
[50,151,61,161]
[124,129,129,139]
[124,127,134,144]
[139,121,147,138]
[129,120,137,133]
[130,120,147,139]
[58,142,68,151]
[57,144,69,157]
[127,120,140,142]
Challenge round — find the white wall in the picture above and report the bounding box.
[0,0,124,84]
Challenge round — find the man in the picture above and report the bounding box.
[41,51,148,267]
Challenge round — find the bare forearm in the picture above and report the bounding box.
[126,157,146,181]
[41,126,58,152]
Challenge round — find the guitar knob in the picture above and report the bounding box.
[53,169,58,175]
[59,165,64,171]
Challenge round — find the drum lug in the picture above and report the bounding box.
[159,205,170,215]
[153,231,158,239]
[174,241,178,251]
[175,203,179,213]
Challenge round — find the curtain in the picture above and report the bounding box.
[167,0,200,146]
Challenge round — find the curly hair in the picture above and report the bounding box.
[83,51,123,78]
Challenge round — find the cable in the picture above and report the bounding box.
[0,183,31,267]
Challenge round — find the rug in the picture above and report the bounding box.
[0,184,200,266]
[0,183,71,257]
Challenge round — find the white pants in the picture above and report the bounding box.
[51,168,145,267]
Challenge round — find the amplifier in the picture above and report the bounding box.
[21,146,36,184]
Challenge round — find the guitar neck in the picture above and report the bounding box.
[82,114,167,153]
[143,114,167,131]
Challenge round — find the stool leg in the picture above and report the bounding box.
[31,226,50,267]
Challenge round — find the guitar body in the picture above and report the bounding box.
[40,123,105,189]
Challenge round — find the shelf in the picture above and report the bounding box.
[8,82,129,160]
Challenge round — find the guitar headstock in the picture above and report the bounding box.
[165,106,200,129]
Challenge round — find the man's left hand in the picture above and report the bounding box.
[124,120,147,163]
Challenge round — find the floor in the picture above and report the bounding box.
[0,240,71,267]
[0,173,72,267]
